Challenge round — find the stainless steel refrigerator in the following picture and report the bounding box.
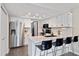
[9,21,24,48]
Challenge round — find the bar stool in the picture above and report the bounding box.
[52,38,64,56]
[72,36,79,52]
[34,40,53,56]
[73,36,78,42]
[64,37,72,53]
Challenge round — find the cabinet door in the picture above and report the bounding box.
[56,15,63,27]
[48,17,57,27]
[60,15,64,26]
[56,16,60,27]
[67,13,72,27]
[63,13,72,27]
[64,14,68,26]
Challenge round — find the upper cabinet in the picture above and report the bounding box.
[54,12,72,27]
[56,15,63,27]
[67,12,72,27]
[47,17,57,27]
[40,12,72,28]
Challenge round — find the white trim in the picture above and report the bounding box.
[1,4,8,15]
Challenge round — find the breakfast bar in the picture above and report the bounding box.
[28,36,79,56]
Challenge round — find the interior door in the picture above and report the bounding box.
[0,4,1,55]
[1,6,8,55]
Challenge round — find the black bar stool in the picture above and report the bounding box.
[73,36,78,42]
[52,38,64,56]
[64,37,72,53]
[72,36,79,52]
[34,40,53,56]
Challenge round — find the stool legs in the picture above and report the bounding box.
[52,49,54,56]
[54,46,64,56]
[44,51,45,56]
[71,42,74,53]
[40,51,41,56]
[62,45,64,55]
[54,47,56,56]
[64,44,73,53]
[34,46,37,56]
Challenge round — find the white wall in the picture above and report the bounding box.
[0,3,1,56]
[0,4,9,56]
[72,8,79,36]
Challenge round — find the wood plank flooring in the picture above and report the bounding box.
[7,45,78,56]
[7,45,28,56]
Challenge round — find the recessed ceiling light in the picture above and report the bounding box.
[28,12,31,16]
[67,12,72,15]
[39,16,42,19]
[32,16,36,18]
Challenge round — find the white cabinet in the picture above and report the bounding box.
[50,12,72,36]
[48,17,57,27]
[63,13,72,27]
[56,15,66,27]
[63,14,68,27]
[56,12,72,27]
[56,15,64,27]
[67,13,72,27]
[56,16,61,27]
[40,12,72,28]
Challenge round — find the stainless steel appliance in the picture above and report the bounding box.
[9,21,24,48]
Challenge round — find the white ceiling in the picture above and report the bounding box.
[3,3,79,18]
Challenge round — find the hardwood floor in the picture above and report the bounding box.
[7,45,78,56]
[7,45,28,56]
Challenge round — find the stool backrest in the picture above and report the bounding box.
[65,37,72,44]
[56,38,63,46]
[42,40,52,50]
[73,36,78,42]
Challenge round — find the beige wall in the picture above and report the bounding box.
[72,8,79,36]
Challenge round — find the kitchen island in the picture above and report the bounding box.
[28,36,79,56]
